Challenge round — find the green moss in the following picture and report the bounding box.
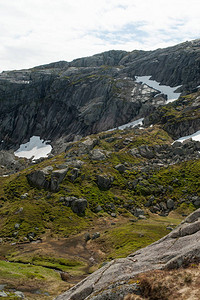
[0,260,61,281]
[7,254,86,274]
[100,213,183,259]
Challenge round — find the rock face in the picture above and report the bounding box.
[54,209,200,300]
[0,39,199,151]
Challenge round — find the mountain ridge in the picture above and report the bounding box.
[0,38,199,152]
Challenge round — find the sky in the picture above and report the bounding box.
[0,0,199,72]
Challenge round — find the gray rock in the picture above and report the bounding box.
[90,149,106,161]
[96,175,113,190]
[84,233,91,242]
[115,164,126,173]
[0,40,199,153]
[133,208,144,217]
[54,209,200,300]
[14,223,20,229]
[0,291,7,297]
[71,199,87,214]
[14,291,25,298]
[92,232,100,240]
[20,193,28,199]
[62,196,77,207]
[27,167,68,192]
[110,213,116,218]
[95,205,103,213]
[166,199,174,210]
[69,168,80,182]
[138,215,146,220]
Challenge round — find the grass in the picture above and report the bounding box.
[96,212,183,259]
[6,254,87,274]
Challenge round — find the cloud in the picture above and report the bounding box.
[0,0,199,71]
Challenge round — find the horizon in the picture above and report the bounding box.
[0,0,200,72]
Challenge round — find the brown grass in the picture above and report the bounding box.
[124,263,200,300]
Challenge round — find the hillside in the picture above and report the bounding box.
[0,39,200,299]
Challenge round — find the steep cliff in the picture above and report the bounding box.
[0,39,199,151]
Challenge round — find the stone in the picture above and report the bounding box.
[84,233,91,242]
[14,291,25,298]
[27,167,68,192]
[51,168,68,192]
[92,232,100,240]
[138,215,146,220]
[115,164,126,173]
[96,175,113,190]
[69,168,80,182]
[15,223,20,229]
[133,208,144,217]
[0,291,7,297]
[62,196,77,207]
[111,213,117,218]
[166,199,174,210]
[90,149,106,161]
[20,193,28,199]
[95,205,103,213]
[71,199,87,214]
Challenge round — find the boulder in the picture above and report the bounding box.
[71,199,88,214]
[90,149,106,161]
[115,164,126,173]
[27,167,68,192]
[96,175,114,190]
[92,232,100,240]
[166,199,174,210]
[69,168,80,182]
[133,208,144,217]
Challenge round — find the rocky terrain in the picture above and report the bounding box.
[55,209,200,300]
[0,39,200,299]
[0,39,199,151]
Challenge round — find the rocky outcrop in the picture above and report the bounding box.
[55,209,200,300]
[27,166,68,192]
[144,90,200,139]
[0,39,199,151]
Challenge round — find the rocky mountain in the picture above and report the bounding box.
[0,39,199,152]
[0,39,200,300]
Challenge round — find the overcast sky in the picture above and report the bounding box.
[0,0,199,72]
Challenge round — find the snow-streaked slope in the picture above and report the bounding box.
[175,130,200,143]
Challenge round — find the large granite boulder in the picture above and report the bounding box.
[55,209,200,300]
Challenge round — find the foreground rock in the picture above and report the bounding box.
[55,209,200,300]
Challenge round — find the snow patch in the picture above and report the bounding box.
[14,136,52,160]
[135,76,181,102]
[108,118,144,131]
[174,130,200,143]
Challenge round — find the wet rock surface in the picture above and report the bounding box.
[55,209,200,300]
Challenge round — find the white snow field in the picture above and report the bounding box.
[14,136,52,160]
[135,76,181,102]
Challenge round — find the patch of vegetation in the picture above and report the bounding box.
[97,213,183,259]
